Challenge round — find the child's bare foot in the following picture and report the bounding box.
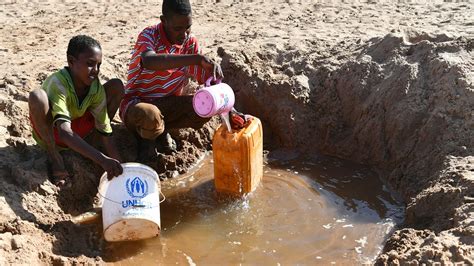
[156,132,177,155]
[47,150,71,189]
[50,170,71,189]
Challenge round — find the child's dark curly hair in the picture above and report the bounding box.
[66,35,101,58]
[162,0,192,18]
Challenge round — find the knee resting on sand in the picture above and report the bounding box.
[126,103,165,140]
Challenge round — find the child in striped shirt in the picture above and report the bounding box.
[120,0,224,162]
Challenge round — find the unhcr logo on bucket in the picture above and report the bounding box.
[126,176,149,199]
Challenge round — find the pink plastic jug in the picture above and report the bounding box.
[193,78,235,118]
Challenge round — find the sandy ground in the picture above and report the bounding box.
[0,0,473,264]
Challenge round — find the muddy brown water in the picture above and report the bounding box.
[103,151,403,264]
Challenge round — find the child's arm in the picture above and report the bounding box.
[56,121,123,178]
[141,51,209,71]
[101,134,123,163]
[141,51,223,80]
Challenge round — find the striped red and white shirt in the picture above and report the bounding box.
[119,23,211,119]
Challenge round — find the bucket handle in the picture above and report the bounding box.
[159,190,166,203]
[97,190,166,207]
[205,77,222,87]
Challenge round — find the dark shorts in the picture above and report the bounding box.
[122,95,211,140]
[151,95,210,129]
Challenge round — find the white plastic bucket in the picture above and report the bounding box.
[193,78,235,118]
[97,163,163,242]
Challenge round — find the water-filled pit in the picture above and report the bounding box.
[104,152,403,264]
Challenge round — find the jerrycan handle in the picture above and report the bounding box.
[205,76,222,87]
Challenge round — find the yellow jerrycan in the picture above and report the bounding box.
[212,117,263,196]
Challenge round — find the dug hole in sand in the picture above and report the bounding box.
[0,1,473,265]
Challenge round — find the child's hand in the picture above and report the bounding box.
[100,156,123,180]
[200,55,224,80]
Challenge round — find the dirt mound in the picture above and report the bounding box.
[219,32,473,264]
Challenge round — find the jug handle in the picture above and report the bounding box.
[205,77,222,87]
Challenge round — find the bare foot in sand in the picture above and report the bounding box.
[47,149,71,189]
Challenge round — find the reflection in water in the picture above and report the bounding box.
[104,152,404,264]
